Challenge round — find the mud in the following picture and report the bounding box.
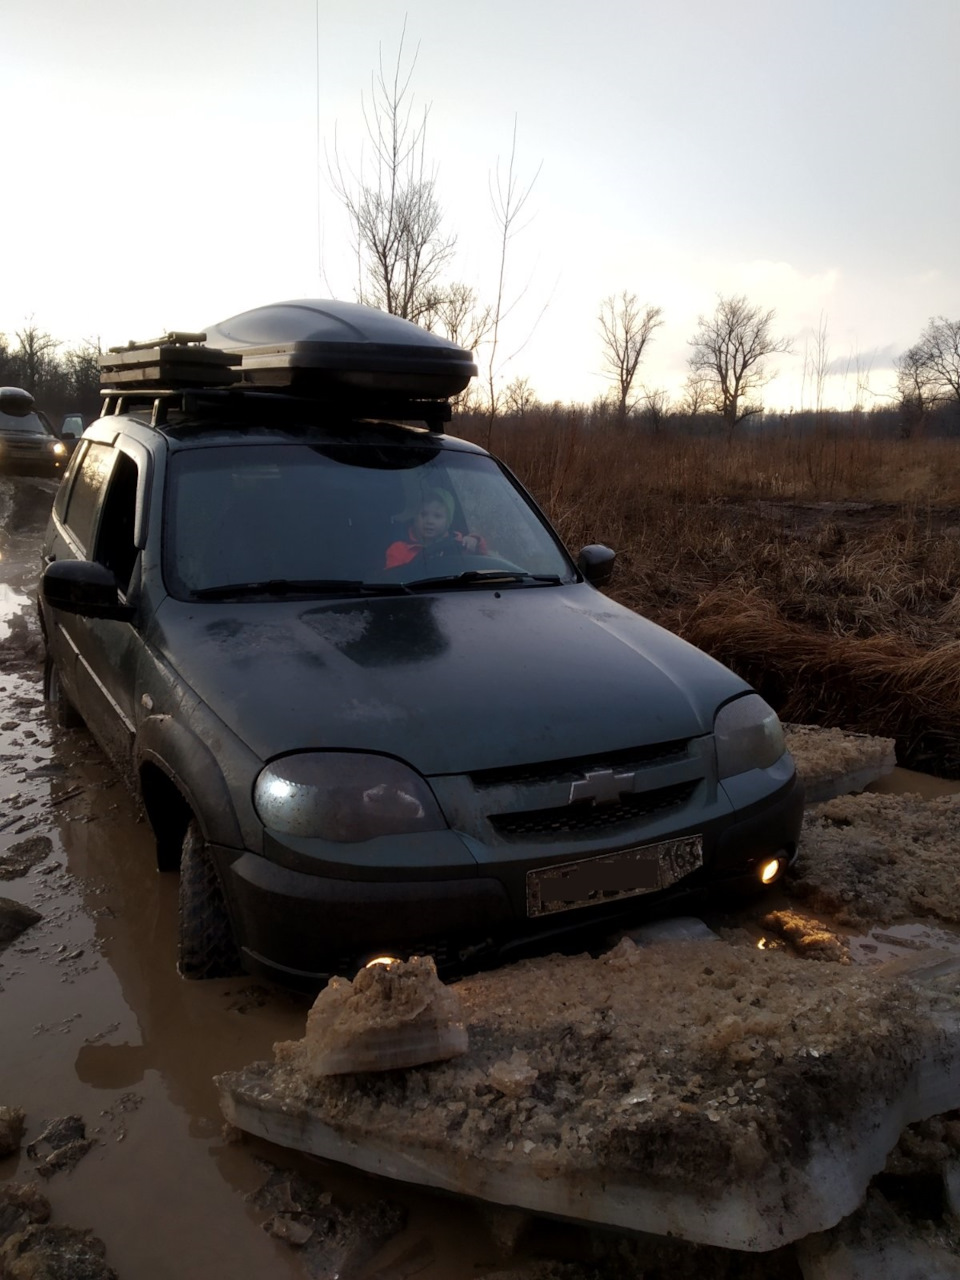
[4,476,960,1278]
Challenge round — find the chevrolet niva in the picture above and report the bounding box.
[38,300,803,988]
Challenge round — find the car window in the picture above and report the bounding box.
[94,451,140,593]
[53,439,86,523]
[62,441,117,555]
[0,409,51,437]
[163,443,574,598]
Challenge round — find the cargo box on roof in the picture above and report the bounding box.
[0,387,36,416]
[202,299,477,398]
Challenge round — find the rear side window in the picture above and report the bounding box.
[62,442,116,554]
[94,452,140,593]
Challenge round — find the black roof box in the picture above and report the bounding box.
[203,299,477,398]
[0,387,36,416]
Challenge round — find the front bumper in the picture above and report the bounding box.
[217,768,805,989]
[0,454,66,478]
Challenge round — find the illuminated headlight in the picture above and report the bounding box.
[52,441,67,456]
[714,694,786,779]
[253,752,446,842]
[760,857,783,884]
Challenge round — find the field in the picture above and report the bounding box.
[458,413,960,778]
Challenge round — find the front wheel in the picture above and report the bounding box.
[178,819,243,979]
[43,657,84,729]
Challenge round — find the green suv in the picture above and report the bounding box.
[38,300,803,988]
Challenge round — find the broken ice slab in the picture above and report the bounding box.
[619,916,720,946]
[784,724,897,802]
[217,942,960,1253]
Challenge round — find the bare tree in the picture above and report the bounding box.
[421,281,492,352]
[679,370,711,417]
[597,293,664,422]
[504,375,537,417]
[903,317,960,406]
[639,386,670,434]
[13,323,60,396]
[484,119,541,444]
[329,27,455,322]
[64,339,103,411]
[687,294,792,434]
[800,312,830,418]
[895,344,936,438]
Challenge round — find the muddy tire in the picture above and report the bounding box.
[178,820,243,979]
[43,657,84,729]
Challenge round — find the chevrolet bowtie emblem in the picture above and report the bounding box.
[569,767,638,805]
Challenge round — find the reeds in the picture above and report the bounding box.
[456,411,960,775]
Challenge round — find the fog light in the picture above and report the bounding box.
[759,858,782,885]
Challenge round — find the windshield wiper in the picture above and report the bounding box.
[191,578,368,600]
[405,570,564,592]
[191,579,416,601]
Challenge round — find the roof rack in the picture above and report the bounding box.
[98,386,453,432]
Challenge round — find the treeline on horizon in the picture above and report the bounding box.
[0,325,101,425]
[3,318,959,444]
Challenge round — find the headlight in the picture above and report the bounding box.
[714,694,786,779]
[52,441,67,456]
[253,752,446,842]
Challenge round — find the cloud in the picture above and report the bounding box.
[824,344,899,375]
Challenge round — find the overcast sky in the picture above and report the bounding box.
[3,0,958,411]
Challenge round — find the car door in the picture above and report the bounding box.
[47,438,148,776]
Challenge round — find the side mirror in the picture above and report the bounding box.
[43,560,135,622]
[577,544,616,588]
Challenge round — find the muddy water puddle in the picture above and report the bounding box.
[867,764,960,800]
[0,584,29,641]
[0,667,521,1278]
[847,919,960,967]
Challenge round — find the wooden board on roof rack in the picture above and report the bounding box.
[99,343,238,389]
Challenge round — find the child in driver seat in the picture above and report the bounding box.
[385,488,486,569]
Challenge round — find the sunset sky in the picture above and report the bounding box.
[3,0,958,412]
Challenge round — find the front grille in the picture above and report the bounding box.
[470,740,691,790]
[490,780,697,839]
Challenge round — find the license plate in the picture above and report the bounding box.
[526,835,703,918]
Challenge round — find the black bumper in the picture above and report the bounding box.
[219,770,805,989]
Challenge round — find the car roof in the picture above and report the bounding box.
[85,401,489,458]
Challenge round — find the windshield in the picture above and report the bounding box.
[163,441,575,599]
[0,410,50,437]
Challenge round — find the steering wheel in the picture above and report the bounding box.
[420,540,455,560]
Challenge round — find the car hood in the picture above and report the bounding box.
[149,586,751,774]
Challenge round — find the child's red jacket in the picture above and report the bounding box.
[385,529,487,569]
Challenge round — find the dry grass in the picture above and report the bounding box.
[455,412,960,775]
